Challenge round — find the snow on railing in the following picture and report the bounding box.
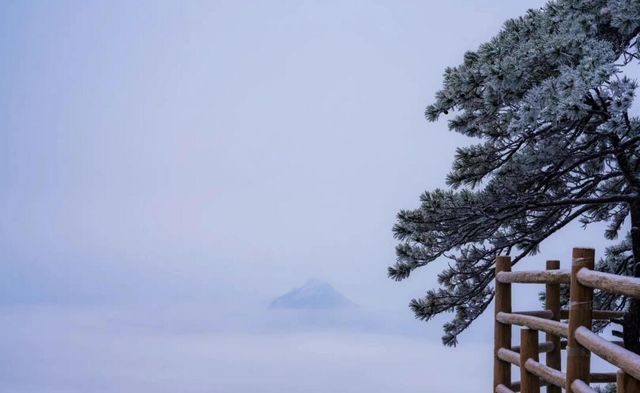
[493,248,640,393]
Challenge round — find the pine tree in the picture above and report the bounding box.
[390,0,640,349]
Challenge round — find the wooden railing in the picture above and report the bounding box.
[493,247,640,393]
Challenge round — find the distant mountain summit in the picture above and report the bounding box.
[269,279,354,309]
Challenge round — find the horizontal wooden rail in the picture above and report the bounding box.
[575,326,640,380]
[492,249,640,393]
[524,358,566,388]
[559,309,626,320]
[512,341,554,353]
[496,312,568,337]
[496,270,570,284]
[576,268,640,299]
[561,339,622,348]
[497,348,520,366]
[570,379,597,393]
[495,384,515,393]
[510,380,548,392]
[508,372,614,391]
[589,372,616,383]
[514,310,554,319]
[590,310,626,320]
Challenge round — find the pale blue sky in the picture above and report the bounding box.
[1,0,554,308]
[1,1,622,392]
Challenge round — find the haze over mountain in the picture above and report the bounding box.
[0,1,564,392]
[270,279,355,309]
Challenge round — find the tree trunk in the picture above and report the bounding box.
[623,199,640,354]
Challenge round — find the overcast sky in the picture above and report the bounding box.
[1,1,625,392]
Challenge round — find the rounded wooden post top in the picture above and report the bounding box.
[572,248,594,269]
[496,256,511,272]
[546,260,560,269]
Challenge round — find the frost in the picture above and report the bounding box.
[392,0,640,346]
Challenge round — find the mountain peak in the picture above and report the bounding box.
[269,279,354,309]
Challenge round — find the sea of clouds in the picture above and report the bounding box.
[0,302,493,393]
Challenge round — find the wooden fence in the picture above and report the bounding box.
[493,247,640,393]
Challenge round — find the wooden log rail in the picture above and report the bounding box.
[589,372,617,383]
[497,375,615,393]
[513,309,625,320]
[511,341,554,353]
[576,268,640,299]
[496,342,613,390]
[492,247,640,393]
[575,326,640,380]
[496,270,570,284]
[510,380,549,392]
[570,379,596,393]
[559,309,626,320]
[524,357,565,389]
[495,385,515,393]
[496,312,568,337]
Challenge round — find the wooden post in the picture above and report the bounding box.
[520,328,540,393]
[617,369,640,393]
[545,260,562,393]
[566,248,594,392]
[494,256,512,391]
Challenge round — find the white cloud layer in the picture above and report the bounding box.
[0,305,492,393]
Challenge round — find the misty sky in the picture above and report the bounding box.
[0,1,624,392]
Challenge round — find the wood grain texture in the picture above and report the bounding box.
[588,372,616,383]
[545,260,562,393]
[495,384,515,393]
[494,256,512,391]
[559,309,626,320]
[570,379,597,393]
[617,369,640,393]
[575,326,640,380]
[496,312,568,337]
[497,348,520,366]
[496,270,570,284]
[510,380,549,392]
[512,341,554,354]
[524,358,566,389]
[513,310,554,319]
[520,328,540,393]
[490,247,640,393]
[577,268,640,299]
[566,248,594,393]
